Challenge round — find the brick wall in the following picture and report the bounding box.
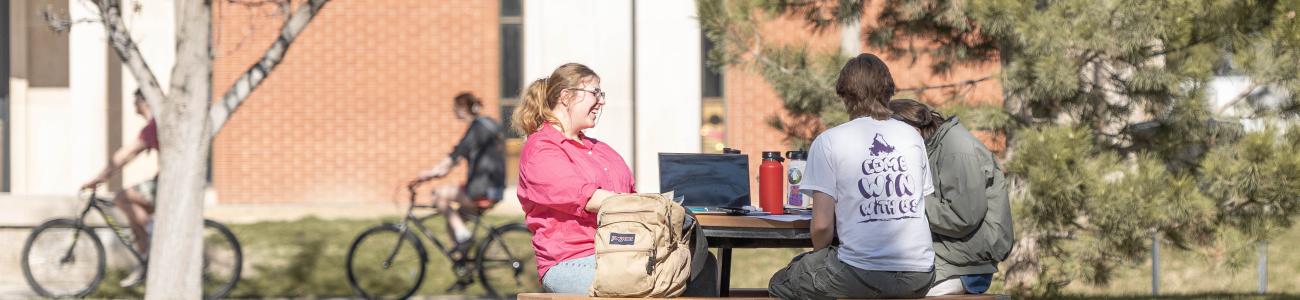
[723,7,1005,206]
[209,1,1002,206]
[212,1,500,204]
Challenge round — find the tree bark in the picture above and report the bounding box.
[210,0,331,136]
[84,0,331,297]
[145,0,211,298]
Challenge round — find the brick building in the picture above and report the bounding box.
[4,0,1001,208]
[211,1,503,204]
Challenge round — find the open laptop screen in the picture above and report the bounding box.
[658,153,751,209]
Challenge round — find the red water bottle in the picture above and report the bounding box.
[759,151,785,215]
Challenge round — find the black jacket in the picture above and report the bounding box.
[450,117,506,200]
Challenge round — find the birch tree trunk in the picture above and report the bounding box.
[83,0,332,296]
[144,0,211,298]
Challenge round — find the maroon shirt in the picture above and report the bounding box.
[140,119,159,151]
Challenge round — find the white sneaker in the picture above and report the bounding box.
[453,228,472,244]
[119,266,145,288]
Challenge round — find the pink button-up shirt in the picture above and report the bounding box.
[518,123,635,279]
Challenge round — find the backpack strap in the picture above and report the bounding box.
[683,209,708,280]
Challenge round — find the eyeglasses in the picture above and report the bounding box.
[566,88,606,99]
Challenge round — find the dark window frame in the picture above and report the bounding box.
[700,33,726,153]
[500,0,524,138]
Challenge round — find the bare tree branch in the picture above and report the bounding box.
[1214,81,1262,116]
[91,0,167,113]
[40,7,100,34]
[209,0,331,136]
[898,75,995,93]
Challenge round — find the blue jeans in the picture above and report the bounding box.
[541,255,596,294]
[540,253,720,296]
[960,274,993,294]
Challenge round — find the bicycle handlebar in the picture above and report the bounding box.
[407,179,425,191]
[406,178,429,204]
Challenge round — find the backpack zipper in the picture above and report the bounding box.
[647,248,656,275]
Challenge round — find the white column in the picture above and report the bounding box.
[524,0,635,166]
[119,0,173,185]
[8,0,31,193]
[66,0,110,194]
[632,0,701,192]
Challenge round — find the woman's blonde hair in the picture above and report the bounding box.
[511,63,599,135]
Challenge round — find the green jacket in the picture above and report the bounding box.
[924,118,1015,280]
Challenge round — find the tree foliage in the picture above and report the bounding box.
[698,0,1300,294]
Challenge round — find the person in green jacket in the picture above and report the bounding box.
[888,99,1015,295]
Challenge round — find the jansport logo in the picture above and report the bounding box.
[610,233,636,245]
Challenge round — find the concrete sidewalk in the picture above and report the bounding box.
[203,186,524,224]
[0,186,522,226]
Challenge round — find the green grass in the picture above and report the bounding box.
[719,226,1300,298]
[85,215,1300,298]
[1060,225,1300,296]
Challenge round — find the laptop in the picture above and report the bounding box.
[658,153,751,214]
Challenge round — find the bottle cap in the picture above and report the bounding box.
[785,150,807,160]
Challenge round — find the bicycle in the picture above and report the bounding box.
[345,180,537,299]
[20,189,243,299]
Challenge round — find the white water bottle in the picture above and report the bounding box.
[784,150,811,209]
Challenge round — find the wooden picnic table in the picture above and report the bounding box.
[695,214,812,297]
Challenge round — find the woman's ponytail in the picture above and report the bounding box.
[512,78,555,135]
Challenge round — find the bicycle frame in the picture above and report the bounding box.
[66,191,149,267]
[384,183,491,268]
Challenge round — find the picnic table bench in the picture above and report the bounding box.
[518,288,1009,299]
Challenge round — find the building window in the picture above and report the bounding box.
[500,0,523,138]
[501,0,525,185]
[701,34,726,153]
[1,1,9,192]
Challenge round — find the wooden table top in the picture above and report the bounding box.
[695,214,810,229]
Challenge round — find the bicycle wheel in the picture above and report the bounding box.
[476,223,538,297]
[21,219,106,298]
[346,223,428,299]
[200,220,242,300]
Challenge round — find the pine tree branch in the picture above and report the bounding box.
[1150,35,1211,57]
[209,0,331,136]
[897,75,995,93]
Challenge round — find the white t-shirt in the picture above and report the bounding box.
[800,117,935,272]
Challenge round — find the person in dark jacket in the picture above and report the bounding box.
[416,92,506,245]
[888,99,1015,296]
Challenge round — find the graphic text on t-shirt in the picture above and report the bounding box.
[857,133,920,222]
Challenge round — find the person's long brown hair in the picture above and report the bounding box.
[836,53,896,120]
[888,99,946,140]
[511,63,599,135]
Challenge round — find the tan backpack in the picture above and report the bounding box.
[590,193,696,297]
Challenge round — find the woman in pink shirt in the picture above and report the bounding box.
[511,63,634,294]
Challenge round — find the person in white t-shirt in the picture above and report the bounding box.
[768,53,936,299]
